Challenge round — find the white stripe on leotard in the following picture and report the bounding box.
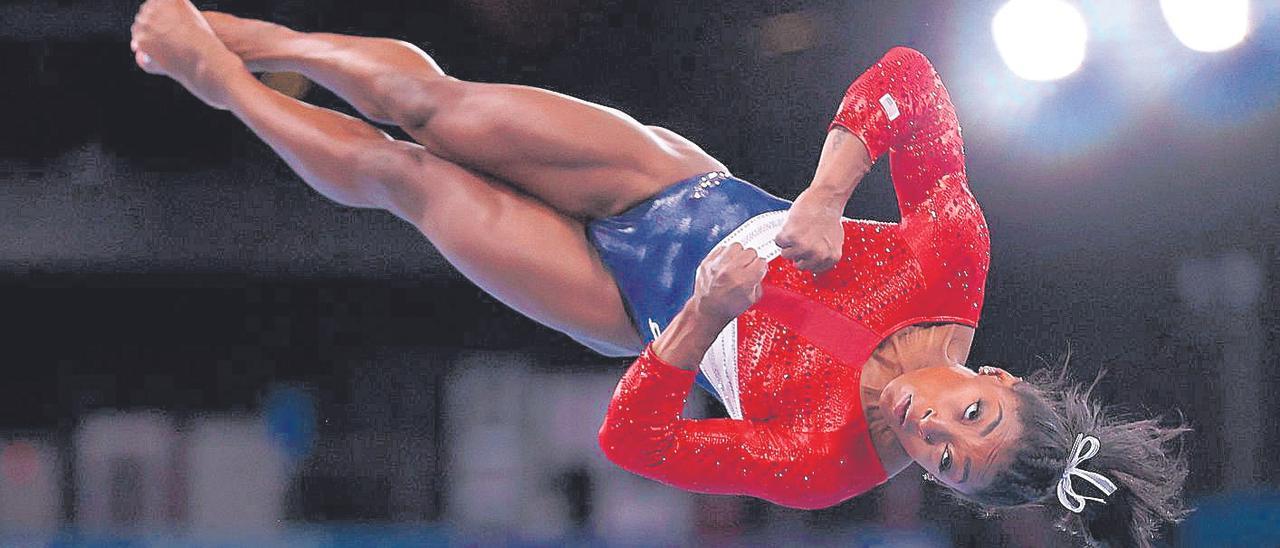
[698,210,791,420]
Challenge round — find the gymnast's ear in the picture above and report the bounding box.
[977,365,1022,386]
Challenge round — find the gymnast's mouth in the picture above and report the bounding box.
[894,393,912,427]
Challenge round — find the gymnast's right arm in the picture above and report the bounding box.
[598,245,849,510]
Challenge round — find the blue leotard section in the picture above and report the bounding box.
[586,172,790,401]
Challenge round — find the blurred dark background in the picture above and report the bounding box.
[0,0,1277,545]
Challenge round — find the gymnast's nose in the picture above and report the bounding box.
[917,409,950,443]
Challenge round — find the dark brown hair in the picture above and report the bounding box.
[960,360,1191,547]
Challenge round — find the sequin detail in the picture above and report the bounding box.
[690,171,729,199]
[599,47,989,510]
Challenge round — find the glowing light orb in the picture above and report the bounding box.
[991,0,1089,81]
[1160,0,1250,52]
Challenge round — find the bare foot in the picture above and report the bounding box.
[130,0,246,109]
[201,11,297,73]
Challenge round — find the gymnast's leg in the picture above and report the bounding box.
[201,11,726,220]
[130,0,643,356]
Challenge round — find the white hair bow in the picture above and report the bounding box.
[1057,434,1118,513]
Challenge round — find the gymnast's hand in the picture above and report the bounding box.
[775,189,845,273]
[693,243,769,323]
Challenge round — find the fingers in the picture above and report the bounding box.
[750,256,769,282]
[704,243,727,264]
[778,244,804,261]
[719,241,840,275]
[131,6,156,73]
[796,256,837,273]
[745,256,768,306]
[780,247,815,270]
[785,249,836,273]
[712,242,758,267]
[702,243,768,283]
[728,243,759,268]
[777,240,834,271]
[693,242,771,320]
[134,47,162,73]
[735,251,769,294]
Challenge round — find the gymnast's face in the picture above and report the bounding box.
[878,364,1023,494]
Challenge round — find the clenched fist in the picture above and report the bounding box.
[693,243,769,323]
[775,190,845,273]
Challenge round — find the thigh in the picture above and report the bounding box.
[395,79,727,220]
[386,150,645,356]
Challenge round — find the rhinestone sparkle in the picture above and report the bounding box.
[598,46,989,511]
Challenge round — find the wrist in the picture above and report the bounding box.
[652,297,733,370]
[688,296,736,332]
[794,187,848,217]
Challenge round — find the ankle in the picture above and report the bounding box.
[194,52,252,110]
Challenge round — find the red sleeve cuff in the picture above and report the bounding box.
[639,344,699,378]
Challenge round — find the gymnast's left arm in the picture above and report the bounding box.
[597,245,851,509]
[597,344,851,510]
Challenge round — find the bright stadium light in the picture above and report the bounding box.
[1160,0,1250,52]
[991,0,1088,81]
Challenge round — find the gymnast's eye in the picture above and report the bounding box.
[964,401,981,421]
[939,446,952,472]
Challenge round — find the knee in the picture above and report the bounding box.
[374,74,463,130]
[348,141,425,204]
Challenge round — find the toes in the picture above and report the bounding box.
[135,50,162,74]
[132,9,149,32]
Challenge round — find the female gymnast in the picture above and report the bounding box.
[130,0,1187,544]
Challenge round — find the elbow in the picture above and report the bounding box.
[597,418,663,473]
[597,421,635,469]
[883,46,934,72]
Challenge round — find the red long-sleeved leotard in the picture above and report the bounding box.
[598,47,990,510]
